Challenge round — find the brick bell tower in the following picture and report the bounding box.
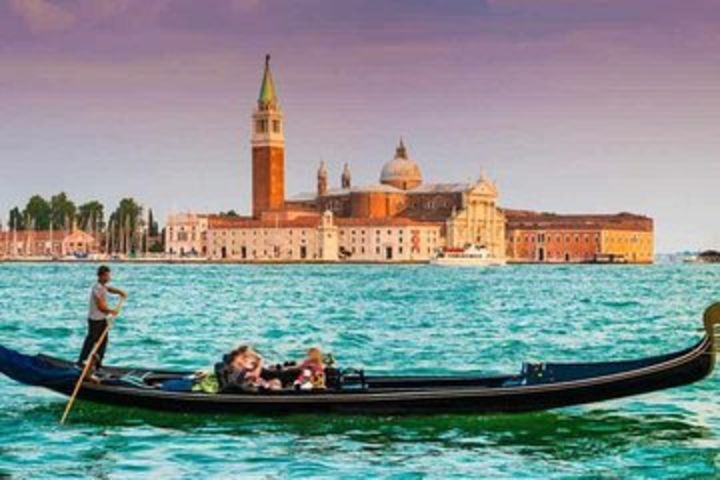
[251,54,285,218]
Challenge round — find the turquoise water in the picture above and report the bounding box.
[0,263,719,479]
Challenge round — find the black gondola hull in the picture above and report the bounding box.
[2,303,718,416]
[37,337,715,415]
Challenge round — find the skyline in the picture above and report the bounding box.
[1,1,720,252]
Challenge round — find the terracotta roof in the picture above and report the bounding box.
[334,217,442,227]
[0,230,88,242]
[504,209,653,232]
[208,215,321,229]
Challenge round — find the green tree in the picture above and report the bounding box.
[147,208,159,237]
[110,198,143,254]
[8,207,24,230]
[23,195,51,230]
[50,192,77,230]
[77,201,105,233]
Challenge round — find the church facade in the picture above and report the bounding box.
[165,56,653,263]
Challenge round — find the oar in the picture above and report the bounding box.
[60,298,125,425]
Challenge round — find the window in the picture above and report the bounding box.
[272,120,280,133]
[256,119,267,133]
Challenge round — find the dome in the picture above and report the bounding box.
[380,139,422,190]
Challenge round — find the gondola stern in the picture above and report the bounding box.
[703,302,720,371]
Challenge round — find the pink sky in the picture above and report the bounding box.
[1,0,719,251]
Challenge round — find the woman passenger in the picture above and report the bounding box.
[223,345,282,392]
[294,347,327,390]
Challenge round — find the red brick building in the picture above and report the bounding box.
[251,55,286,218]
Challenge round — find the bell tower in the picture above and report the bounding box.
[252,54,285,218]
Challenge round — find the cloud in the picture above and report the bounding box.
[9,0,75,34]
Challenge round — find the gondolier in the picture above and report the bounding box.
[78,265,127,368]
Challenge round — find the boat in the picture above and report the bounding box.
[430,245,506,267]
[1,304,718,416]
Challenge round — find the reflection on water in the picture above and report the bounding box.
[14,399,713,460]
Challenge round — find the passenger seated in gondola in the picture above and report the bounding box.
[293,347,327,390]
[217,345,282,393]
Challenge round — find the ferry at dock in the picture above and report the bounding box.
[430,245,506,267]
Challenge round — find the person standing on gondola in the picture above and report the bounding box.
[78,265,127,368]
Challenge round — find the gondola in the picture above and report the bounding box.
[1,304,719,416]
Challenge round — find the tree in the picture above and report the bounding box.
[8,207,24,230]
[50,192,77,230]
[23,195,51,230]
[110,198,143,254]
[77,201,105,233]
[147,208,159,237]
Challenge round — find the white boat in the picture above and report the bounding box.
[430,245,506,267]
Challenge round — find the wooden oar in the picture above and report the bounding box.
[60,298,125,425]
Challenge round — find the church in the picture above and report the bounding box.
[165,56,653,263]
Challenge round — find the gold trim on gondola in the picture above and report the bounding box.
[703,303,720,363]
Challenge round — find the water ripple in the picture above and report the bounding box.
[1,263,720,478]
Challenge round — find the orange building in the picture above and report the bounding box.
[505,210,654,263]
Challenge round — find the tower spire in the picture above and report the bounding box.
[317,160,328,196]
[258,54,278,110]
[341,163,352,189]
